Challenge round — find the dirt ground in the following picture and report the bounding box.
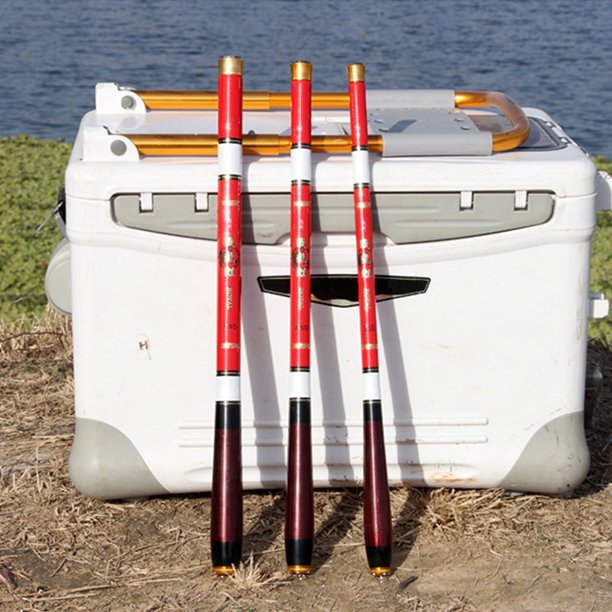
[1,312,610,611]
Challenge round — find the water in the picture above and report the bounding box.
[1,0,610,156]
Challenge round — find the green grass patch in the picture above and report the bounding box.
[590,157,612,342]
[0,136,610,341]
[0,136,71,322]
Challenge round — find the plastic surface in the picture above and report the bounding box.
[69,418,168,499]
[112,192,554,245]
[595,171,612,211]
[61,99,601,498]
[367,89,455,109]
[45,238,71,315]
[500,412,589,494]
[371,109,492,156]
[589,293,609,319]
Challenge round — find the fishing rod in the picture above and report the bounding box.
[285,61,314,577]
[210,55,244,577]
[347,63,392,578]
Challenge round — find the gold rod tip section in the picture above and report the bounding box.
[213,565,236,577]
[291,61,312,81]
[347,63,365,83]
[218,56,243,76]
[287,565,312,576]
[370,566,391,578]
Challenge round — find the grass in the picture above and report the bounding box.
[0,136,71,322]
[590,157,612,341]
[0,135,610,341]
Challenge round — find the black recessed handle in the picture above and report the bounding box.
[258,275,430,308]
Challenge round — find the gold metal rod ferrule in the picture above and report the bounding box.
[370,566,391,578]
[218,56,243,76]
[291,61,312,81]
[347,63,365,83]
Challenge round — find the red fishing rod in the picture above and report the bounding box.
[347,63,393,577]
[285,61,314,577]
[211,55,244,576]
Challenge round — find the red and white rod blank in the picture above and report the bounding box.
[285,61,314,576]
[211,55,244,576]
[347,63,393,577]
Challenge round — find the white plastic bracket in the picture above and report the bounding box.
[139,193,153,213]
[460,191,473,210]
[195,193,209,212]
[589,292,609,319]
[514,190,528,210]
[82,127,140,162]
[95,82,147,115]
[595,171,612,212]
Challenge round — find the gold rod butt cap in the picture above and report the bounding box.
[370,566,391,578]
[219,56,243,76]
[347,63,365,82]
[213,565,236,577]
[287,564,312,575]
[291,61,312,81]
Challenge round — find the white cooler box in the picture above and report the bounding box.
[46,83,611,499]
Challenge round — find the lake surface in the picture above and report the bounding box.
[1,0,610,156]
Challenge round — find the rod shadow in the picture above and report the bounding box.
[241,247,285,558]
[242,251,285,485]
[242,491,285,558]
[375,247,428,569]
[312,301,355,484]
[311,488,361,573]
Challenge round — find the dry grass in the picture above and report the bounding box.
[1,311,611,611]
